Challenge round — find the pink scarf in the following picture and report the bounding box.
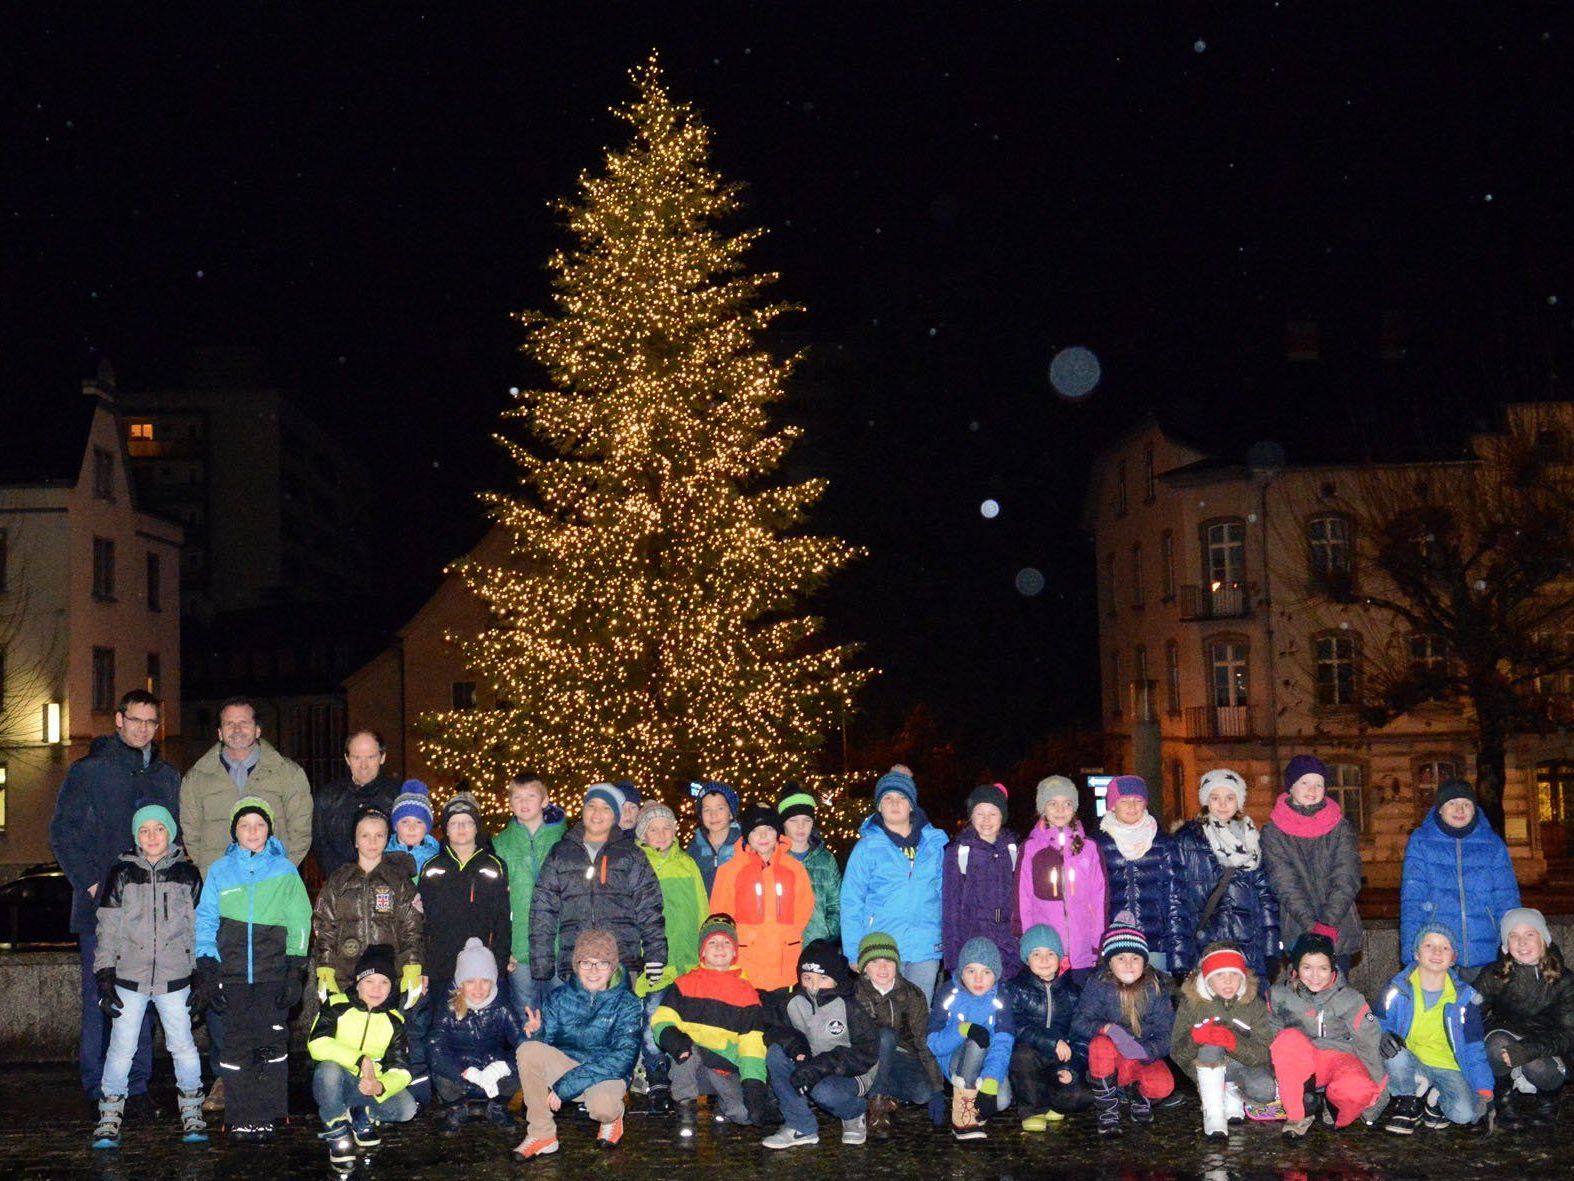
[1268,793,1344,838]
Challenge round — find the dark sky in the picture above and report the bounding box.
[5,6,1571,771]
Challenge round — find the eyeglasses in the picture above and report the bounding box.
[121,716,160,728]
[576,959,612,973]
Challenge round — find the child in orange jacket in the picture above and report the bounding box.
[711,806,815,995]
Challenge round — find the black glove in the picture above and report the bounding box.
[742,1077,769,1126]
[1379,1030,1406,1059]
[779,1031,811,1061]
[658,1027,694,1063]
[274,957,307,1010]
[975,1091,999,1120]
[789,1062,824,1094]
[95,969,123,1019]
[963,1022,991,1050]
[196,957,227,1013]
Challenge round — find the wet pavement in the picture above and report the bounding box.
[6,1065,1570,1180]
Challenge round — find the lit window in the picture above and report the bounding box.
[129,422,155,441]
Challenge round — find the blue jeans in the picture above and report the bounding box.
[104,987,201,1096]
[78,929,152,1097]
[901,959,941,1006]
[508,969,558,1022]
[1384,1049,1480,1124]
[312,1061,418,1125]
[767,1043,866,1134]
[640,987,669,1082]
[873,1027,936,1104]
[946,1041,1012,1109]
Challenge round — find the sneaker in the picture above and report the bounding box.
[762,1125,820,1149]
[841,1115,867,1145]
[1282,1116,1316,1139]
[436,1101,467,1135]
[1245,1099,1287,1122]
[92,1094,125,1150]
[1020,1113,1049,1133]
[1421,1096,1450,1130]
[596,1116,624,1148]
[646,1084,673,1115]
[512,1135,559,1159]
[1382,1095,1423,1136]
[349,1107,382,1147]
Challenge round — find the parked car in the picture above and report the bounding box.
[0,863,77,947]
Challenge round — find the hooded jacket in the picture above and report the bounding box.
[839,810,948,964]
[1267,976,1387,1118]
[1399,809,1522,970]
[1070,969,1174,1064]
[651,963,768,1082]
[429,987,526,1084]
[853,970,944,1091]
[686,823,741,896]
[769,940,879,1094]
[195,834,311,985]
[418,841,510,987]
[711,836,816,992]
[312,852,423,987]
[1374,965,1493,1095]
[927,975,1017,1088]
[530,968,644,1099]
[311,773,400,878]
[1169,962,1272,1081]
[93,843,202,995]
[180,740,312,872]
[1261,794,1365,956]
[634,841,710,996]
[309,987,413,1100]
[1017,821,1107,971]
[793,836,842,947]
[50,734,182,933]
[1473,944,1574,1064]
[1092,826,1181,964]
[385,831,441,878]
[1171,818,1281,979]
[941,824,1020,977]
[492,815,567,966]
[1002,970,1086,1076]
[529,824,666,981]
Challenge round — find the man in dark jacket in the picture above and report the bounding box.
[418,792,511,997]
[529,783,667,985]
[48,689,181,1107]
[311,730,400,878]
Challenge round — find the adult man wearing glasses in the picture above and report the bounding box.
[49,688,182,1115]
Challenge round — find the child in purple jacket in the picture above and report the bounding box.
[942,785,1020,980]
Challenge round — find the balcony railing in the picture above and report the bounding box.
[1178,582,1250,620]
[1184,704,1259,739]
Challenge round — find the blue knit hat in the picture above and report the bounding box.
[391,780,433,830]
[584,782,626,816]
[132,803,177,845]
[1412,920,1458,962]
[693,781,738,820]
[957,936,1002,979]
[1100,911,1149,964]
[1019,923,1065,964]
[614,779,642,807]
[874,770,918,808]
[1283,754,1329,790]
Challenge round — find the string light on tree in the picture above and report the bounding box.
[419,55,872,820]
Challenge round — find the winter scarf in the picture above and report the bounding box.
[1098,810,1158,862]
[1268,793,1344,838]
[1201,815,1262,871]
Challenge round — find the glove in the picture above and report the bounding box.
[961,1021,991,1050]
[657,1027,694,1063]
[644,961,665,987]
[1310,922,1340,942]
[95,969,123,1019]
[186,973,209,1017]
[778,1030,811,1061]
[400,963,424,1010]
[790,1062,824,1094]
[742,1077,769,1126]
[926,1091,947,1127]
[316,966,338,1002]
[1192,1019,1237,1052]
[275,957,307,1010]
[462,1066,491,1096]
[196,957,226,1013]
[1105,1024,1147,1062]
[975,1089,999,1120]
[1379,1030,1406,1059]
[483,1060,512,1092]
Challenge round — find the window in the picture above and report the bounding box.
[1116,459,1128,516]
[0,528,7,591]
[1315,633,1358,706]
[1532,631,1574,695]
[92,537,116,600]
[1415,758,1460,810]
[1132,645,1152,720]
[1160,530,1175,600]
[1102,553,1117,618]
[1109,650,1122,719]
[146,652,161,697]
[1130,544,1145,607]
[1143,445,1156,503]
[1326,761,1366,833]
[92,447,114,499]
[1208,639,1249,707]
[0,760,6,830]
[146,552,161,612]
[1204,520,1246,587]
[452,681,477,711]
[1307,515,1352,579]
[1171,758,1185,800]
[129,422,154,441]
[0,647,5,714]
[1165,640,1181,715]
[1409,634,1450,686]
[92,647,116,712]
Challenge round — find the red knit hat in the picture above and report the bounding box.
[1199,946,1248,983]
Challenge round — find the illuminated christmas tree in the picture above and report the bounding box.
[421,56,870,820]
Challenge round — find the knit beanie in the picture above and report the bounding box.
[229,795,274,841]
[1287,930,1337,970]
[1283,754,1328,790]
[958,936,1003,979]
[1199,944,1248,993]
[634,800,676,844]
[573,928,621,969]
[390,780,434,830]
[583,782,626,816]
[614,779,642,807]
[965,783,1009,821]
[442,791,483,827]
[1412,920,1458,961]
[354,943,397,987]
[857,930,901,971]
[776,784,817,825]
[1105,775,1148,807]
[1100,911,1150,963]
[1036,775,1078,813]
[1500,908,1553,953]
[454,936,497,985]
[797,939,851,990]
[354,805,391,835]
[739,803,781,839]
[873,770,918,809]
[132,803,178,845]
[1018,923,1065,964]
[698,912,739,955]
[1198,768,1248,811]
[1434,779,1477,810]
[694,781,739,821]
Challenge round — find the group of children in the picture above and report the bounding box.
[82,762,1573,1166]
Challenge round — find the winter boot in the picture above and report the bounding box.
[202,1077,225,1114]
[1090,1074,1123,1138]
[951,1085,986,1140]
[1223,1081,1246,1123]
[1526,1087,1562,1126]
[1126,1083,1154,1125]
[176,1089,208,1143]
[1493,1077,1524,1131]
[676,1098,699,1141]
[350,1106,383,1146]
[646,1083,673,1115]
[1380,1093,1423,1135]
[1421,1092,1451,1130]
[1197,1065,1228,1139]
[92,1095,125,1150]
[435,1099,467,1135]
[321,1118,355,1168]
[1283,1077,1319,1139]
[484,1098,513,1128]
[866,1095,894,1140]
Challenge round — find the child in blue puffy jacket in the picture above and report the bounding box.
[429,938,525,1133]
[927,936,1015,1141]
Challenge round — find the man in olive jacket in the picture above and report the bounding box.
[180,697,312,873]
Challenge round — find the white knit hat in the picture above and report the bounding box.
[1198,768,1248,811]
[454,936,497,985]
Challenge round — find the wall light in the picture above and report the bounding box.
[43,702,62,745]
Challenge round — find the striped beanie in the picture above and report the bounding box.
[698,912,739,954]
[391,780,434,830]
[1199,944,1249,992]
[634,801,676,844]
[1100,911,1149,963]
[857,930,901,970]
[777,784,817,824]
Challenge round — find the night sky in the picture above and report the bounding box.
[5,6,1571,774]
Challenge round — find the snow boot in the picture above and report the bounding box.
[92,1095,125,1149]
[1126,1083,1154,1125]
[321,1118,355,1168]
[1493,1077,1524,1131]
[176,1089,208,1143]
[951,1085,985,1140]
[1197,1065,1228,1139]
[1091,1074,1123,1138]
[1223,1081,1246,1123]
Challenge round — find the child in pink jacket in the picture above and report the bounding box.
[1018,777,1107,985]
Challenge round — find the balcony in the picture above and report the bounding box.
[1178,582,1250,620]
[1184,704,1259,740]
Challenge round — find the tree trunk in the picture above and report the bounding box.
[1474,707,1509,835]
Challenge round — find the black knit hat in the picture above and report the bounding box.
[1287,930,1338,971]
[739,804,780,838]
[1434,778,1477,810]
[354,944,397,987]
[965,782,1009,820]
